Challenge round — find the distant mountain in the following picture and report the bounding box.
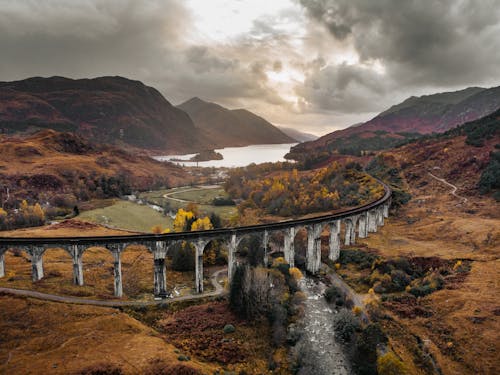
[0,76,208,152]
[288,85,500,159]
[177,97,295,147]
[277,126,318,142]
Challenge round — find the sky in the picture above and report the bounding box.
[0,0,499,136]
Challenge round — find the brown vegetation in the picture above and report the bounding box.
[0,295,216,374]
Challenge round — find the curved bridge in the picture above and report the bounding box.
[0,183,391,299]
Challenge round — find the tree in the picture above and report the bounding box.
[33,203,45,222]
[171,242,195,271]
[377,352,407,375]
[191,217,212,231]
[151,225,163,234]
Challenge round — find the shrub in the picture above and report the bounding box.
[389,270,411,291]
[332,309,360,343]
[74,363,123,375]
[479,151,500,195]
[354,323,388,375]
[223,324,235,334]
[324,285,343,304]
[289,267,303,280]
[352,306,363,316]
[339,249,379,269]
[377,352,407,375]
[144,359,202,375]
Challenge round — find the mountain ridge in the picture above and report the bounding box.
[288,84,500,158]
[177,97,295,147]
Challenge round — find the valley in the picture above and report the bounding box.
[0,77,498,375]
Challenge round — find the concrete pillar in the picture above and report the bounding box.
[344,219,352,245]
[349,216,358,245]
[329,221,341,262]
[358,212,368,239]
[153,258,167,298]
[227,234,238,283]
[69,245,84,286]
[153,241,168,298]
[0,250,5,278]
[112,250,123,298]
[193,240,208,293]
[383,203,389,218]
[306,224,322,274]
[377,206,385,226]
[29,246,45,282]
[368,210,378,233]
[262,230,269,266]
[283,227,295,267]
[108,244,123,298]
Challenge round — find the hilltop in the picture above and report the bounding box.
[0,76,209,152]
[288,85,500,159]
[177,97,295,147]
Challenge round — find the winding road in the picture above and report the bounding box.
[0,268,227,307]
[428,171,468,203]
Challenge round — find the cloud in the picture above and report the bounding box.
[298,0,500,88]
[0,0,498,136]
[296,62,388,113]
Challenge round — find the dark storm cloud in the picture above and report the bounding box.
[0,0,279,106]
[296,63,387,113]
[298,0,500,112]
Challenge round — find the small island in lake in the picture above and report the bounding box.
[190,149,224,162]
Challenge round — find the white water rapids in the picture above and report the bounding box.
[294,277,352,375]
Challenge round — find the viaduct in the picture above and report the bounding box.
[0,184,391,299]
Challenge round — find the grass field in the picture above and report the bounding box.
[78,200,171,233]
[77,186,237,233]
[140,186,237,221]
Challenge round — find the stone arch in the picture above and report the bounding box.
[35,245,75,287]
[120,242,155,299]
[82,244,116,297]
[0,246,32,283]
[293,226,308,268]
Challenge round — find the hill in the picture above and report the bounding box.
[177,97,295,147]
[0,76,209,152]
[288,85,500,159]
[0,129,188,225]
[383,107,500,198]
[277,126,318,142]
[358,110,500,375]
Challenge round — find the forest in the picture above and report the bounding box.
[225,162,385,217]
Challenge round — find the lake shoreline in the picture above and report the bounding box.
[154,143,298,168]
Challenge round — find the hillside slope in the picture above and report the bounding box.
[289,85,500,158]
[0,129,188,207]
[0,76,208,152]
[178,97,295,147]
[277,126,318,142]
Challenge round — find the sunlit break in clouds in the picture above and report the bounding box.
[0,0,499,136]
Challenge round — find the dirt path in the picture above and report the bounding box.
[0,268,227,307]
[428,172,468,203]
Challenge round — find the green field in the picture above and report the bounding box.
[78,186,237,233]
[78,200,171,233]
[140,186,237,220]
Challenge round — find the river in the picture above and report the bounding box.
[153,143,297,168]
[295,277,352,375]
